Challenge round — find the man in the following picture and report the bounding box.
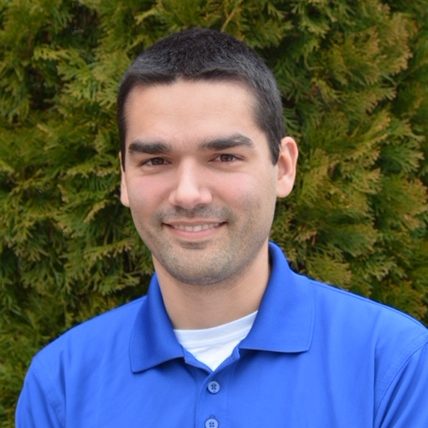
[17,28,427,427]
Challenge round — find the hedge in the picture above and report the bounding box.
[1,1,427,425]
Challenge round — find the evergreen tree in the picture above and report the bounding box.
[0,1,426,425]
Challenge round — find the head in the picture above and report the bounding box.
[117,27,285,166]
[118,29,298,289]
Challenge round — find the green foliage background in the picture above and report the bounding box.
[1,0,427,425]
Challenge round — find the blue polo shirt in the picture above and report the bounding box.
[16,243,428,427]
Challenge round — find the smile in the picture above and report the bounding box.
[168,223,223,232]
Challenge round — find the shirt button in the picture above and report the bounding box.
[207,380,221,394]
[205,417,219,428]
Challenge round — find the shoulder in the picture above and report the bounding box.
[33,296,146,369]
[290,270,427,362]
[303,273,426,335]
[293,272,428,416]
[297,273,427,390]
[295,272,427,344]
[17,297,147,426]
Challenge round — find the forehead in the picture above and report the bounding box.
[123,80,263,144]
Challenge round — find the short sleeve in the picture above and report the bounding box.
[375,339,428,427]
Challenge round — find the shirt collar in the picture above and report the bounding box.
[239,242,315,353]
[130,276,184,373]
[130,242,314,373]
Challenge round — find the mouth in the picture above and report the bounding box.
[168,222,223,232]
[163,221,226,239]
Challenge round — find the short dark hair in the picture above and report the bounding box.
[117,28,285,165]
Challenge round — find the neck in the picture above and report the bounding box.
[154,243,270,329]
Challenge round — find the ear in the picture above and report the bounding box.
[276,136,298,198]
[119,152,130,207]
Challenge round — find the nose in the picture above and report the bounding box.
[168,161,213,209]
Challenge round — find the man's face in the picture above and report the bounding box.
[121,80,296,286]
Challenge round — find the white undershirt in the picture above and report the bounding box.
[174,311,258,371]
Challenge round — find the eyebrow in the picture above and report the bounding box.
[200,134,255,151]
[128,140,171,155]
[127,134,254,155]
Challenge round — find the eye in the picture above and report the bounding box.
[213,153,240,162]
[141,157,169,167]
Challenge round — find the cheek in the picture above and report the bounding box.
[126,177,167,206]
[125,188,162,229]
[221,176,277,219]
[231,172,277,201]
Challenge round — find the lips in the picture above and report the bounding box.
[166,222,223,232]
